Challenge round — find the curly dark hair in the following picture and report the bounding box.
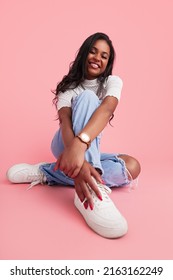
[53,32,116,107]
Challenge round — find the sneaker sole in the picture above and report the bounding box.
[74,195,128,239]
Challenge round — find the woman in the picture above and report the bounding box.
[7,32,141,238]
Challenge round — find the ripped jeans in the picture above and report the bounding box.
[40,90,131,187]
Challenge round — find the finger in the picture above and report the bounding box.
[54,158,60,171]
[81,184,94,210]
[75,184,89,209]
[87,177,102,201]
[58,161,68,173]
[83,200,89,209]
[75,184,85,203]
[76,181,93,209]
[90,167,102,183]
[67,167,76,178]
[70,167,81,179]
[62,166,70,175]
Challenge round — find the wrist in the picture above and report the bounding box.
[73,137,88,150]
[76,132,91,149]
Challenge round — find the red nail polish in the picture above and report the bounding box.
[90,204,94,210]
[84,201,88,209]
[98,195,102,201]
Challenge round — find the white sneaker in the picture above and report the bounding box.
[74,178,128,238]
[6,163,47,189]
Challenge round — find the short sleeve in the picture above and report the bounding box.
[57,89,74,110]
[104,75,123,101]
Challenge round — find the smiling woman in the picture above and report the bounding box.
[6,32,141,239]
[86,40,110,80]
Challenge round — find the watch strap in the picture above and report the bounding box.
[76,135,91,149]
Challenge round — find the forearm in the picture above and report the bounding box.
[58,96,118,148]
[60,120,75,148]
[79,96,118,140]
[55,107,87,177]
[59,107,75,148]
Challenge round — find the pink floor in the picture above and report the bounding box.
[1,159,173,260]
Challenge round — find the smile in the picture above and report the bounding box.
[88,62,100,69]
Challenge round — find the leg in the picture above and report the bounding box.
[6,91,129,238]
[51,89,101,161]
[101,153,131,187]
[100,153,141,188]
[7,90,103,187]
[72,90,102,171]
[45,91,128,238]
[41,90,103,185]
[117,155,141,180]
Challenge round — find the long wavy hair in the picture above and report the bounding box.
[53,32,116,107]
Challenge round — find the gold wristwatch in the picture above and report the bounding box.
[76,132,91,149]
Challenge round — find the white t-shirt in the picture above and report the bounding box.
[57,75,123,111]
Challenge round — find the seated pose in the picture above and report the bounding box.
[7,32,141,239]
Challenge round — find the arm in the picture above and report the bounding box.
[55,97,118,208]
[54,107,87,176]
[73,96,118,208]
[58,107,74,148]
[79,96,118,140]
[55,106,103,207]
[55,96,118,177]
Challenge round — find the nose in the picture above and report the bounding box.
[94,53,101,61]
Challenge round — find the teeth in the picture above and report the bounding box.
[90,63,99,69]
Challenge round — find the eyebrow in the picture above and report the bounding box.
[91,46,110,56]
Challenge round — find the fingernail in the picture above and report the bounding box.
[89,204,94,210]
[84,201,88,209]
[98,195,102,201]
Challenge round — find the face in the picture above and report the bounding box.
[85,39,110,80]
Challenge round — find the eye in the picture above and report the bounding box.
[89,49,96,54]
[102,55,108,59]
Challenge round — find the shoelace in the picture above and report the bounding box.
[26,171,46,190]
[87,182,112,205]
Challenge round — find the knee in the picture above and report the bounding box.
[51,129,64,159]
[119,155,141,180]
[127,156,141,179]
[80,90,99,105]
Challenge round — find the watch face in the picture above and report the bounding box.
[80,133,90,142]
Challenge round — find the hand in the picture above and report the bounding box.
[54,137,86,178]
[74,161,103,210]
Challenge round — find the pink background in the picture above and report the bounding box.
[0,0,173,259]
